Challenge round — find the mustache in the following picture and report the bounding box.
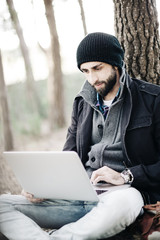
[93,81,106,87]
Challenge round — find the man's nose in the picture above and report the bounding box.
[88,72,98,85]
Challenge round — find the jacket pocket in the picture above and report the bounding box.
[127,116,152,131]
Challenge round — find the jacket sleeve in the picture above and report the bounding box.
[63,97,84,152]
[63,99,78,152]
[130,94,160,191]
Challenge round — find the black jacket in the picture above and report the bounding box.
[63,73,160,203]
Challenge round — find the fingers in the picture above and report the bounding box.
[21,189,44,203]
[91,175,104,185]
[28,197,44,203]
[91,166,125,186]
[21,189,33,198]
[91,167,108,185]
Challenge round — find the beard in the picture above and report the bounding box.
[93,68,117,98]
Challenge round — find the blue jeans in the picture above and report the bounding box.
[0,194,96,240]
[0,188,144,240]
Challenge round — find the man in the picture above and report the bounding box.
[0,32,160,240]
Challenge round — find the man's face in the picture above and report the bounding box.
[80,62,118,98]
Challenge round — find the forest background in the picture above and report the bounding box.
[0,0,160,198]
[0,1,160,239]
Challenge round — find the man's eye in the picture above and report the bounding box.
[95,66,102,71]
[83,70,89,74]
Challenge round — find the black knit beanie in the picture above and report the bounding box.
[77,32,124,69]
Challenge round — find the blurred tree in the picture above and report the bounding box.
[114,0,160,84]
[0,50,14,151]
[78,0,87,36]
[6,0,43,116]
[43,0,65,129]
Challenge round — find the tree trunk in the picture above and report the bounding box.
[6,0,43,115]
[113,0,160,84]
[43,0,65,129]
[78,0,87,36]
[0,51,14,151]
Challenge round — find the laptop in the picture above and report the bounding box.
[3,151,130,202]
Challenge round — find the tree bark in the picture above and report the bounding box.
[113,0,160,84]
[0,50,14,151]
[6,0,43,115]
[78,0,87,36]
[43,0,65,129]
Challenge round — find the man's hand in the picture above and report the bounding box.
[91,166,125,185]
[21,189,44,203]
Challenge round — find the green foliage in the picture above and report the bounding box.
[6,72,85,137]
[7,80,46,136]
[63,72,85,117]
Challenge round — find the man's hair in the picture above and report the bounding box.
[76,32,124,69]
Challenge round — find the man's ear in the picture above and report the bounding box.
[113,66,119,72]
